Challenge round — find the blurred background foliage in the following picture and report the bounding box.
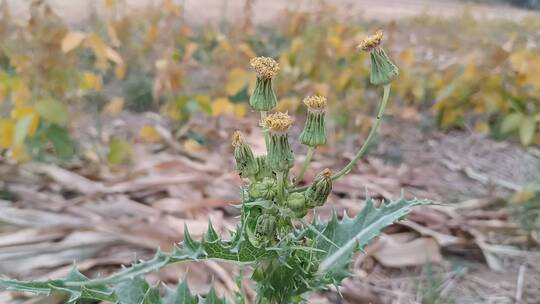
[0,0,539,165]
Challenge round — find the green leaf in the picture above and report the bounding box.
[108,137,132,165]
[142,287,162,304]
[315,195,430,281]
[519,117,536,146]
[45,124,75,159]
[14,115,33,145]
[35,99,69,126]
[501,112,522,134]
[163,280,197,304]
[115,277,150,304]
[0,268,116,304]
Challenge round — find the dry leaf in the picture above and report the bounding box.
[61,31,86,53]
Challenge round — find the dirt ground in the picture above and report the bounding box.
[5,0,540,25]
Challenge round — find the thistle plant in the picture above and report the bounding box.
[0,30,428,304]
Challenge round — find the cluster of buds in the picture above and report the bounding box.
[234,33,398,245]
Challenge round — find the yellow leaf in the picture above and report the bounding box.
[138,125,161,143]
[225,68,249,96]
[104,0,115,9]
[336,69,353,91]
[276,97,300,112]
[400,48,415,67]
[183,138,206,153]
[61,31,86,54]
[474,122,490,134]
[11,144,28,162]
[211,97,234,117]
[103,97,124,114]
[115,64,126,80]
[233,104,248,118]
[238,43,256,58]
[105,46,123,65]
[11,107,39,136]
[80,72,103,92]
[0,119,14,149]
[162,0,182,16]
[510,191,535,203]
[10,80,31,107]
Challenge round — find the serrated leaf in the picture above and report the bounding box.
[115,277,150,304]
[142,287,162,304]
[315,196,429,281]
[163,280,197,304]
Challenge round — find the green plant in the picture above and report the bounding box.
[0,31,428,303]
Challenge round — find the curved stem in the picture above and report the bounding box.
[291,84,391,193]
[331,84,391,181]
[295,146,315,185]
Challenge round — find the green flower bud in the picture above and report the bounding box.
[358,30,399,86]
[255,214,276,239]
[254,155,272,181]
[250,57,279,111]
[232,131,258,178]
[299,95,327,147]
[249,177,277,200]
[251,265,265,282]
[287,192,307,218]
[305,168,332,208]
[265,112,294,172]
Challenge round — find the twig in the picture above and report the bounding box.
[516,265,526,303]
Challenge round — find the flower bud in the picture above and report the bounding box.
[299,95,327,147]
[249,177,277,200]
[305,168,332,208]
[249,57,279,111]
[255,214,276,239]
[358,30,399,86]
[265,112,294,172]
[232,131,258,178]
[287,192,307,218]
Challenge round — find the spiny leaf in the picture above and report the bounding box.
[163,280,197,304]
[0,223,268,302]
[315,196,430,281]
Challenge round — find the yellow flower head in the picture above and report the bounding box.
[265,112,293,133]
[321,168,332,178]
[250,56,279,79]
[232,130,245,147]
[358,30,383,52]
[303,95,327,111]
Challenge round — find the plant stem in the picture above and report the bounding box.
[331,84,391,180]
[296,146,315,185]
[290,84,391,193]
[276,171,287,205]
[261,111,269,148]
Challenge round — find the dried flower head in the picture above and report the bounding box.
[321,168,332,178]
[303,95,327,111]
[265,112,293,133]
[250,56,279,79]
[232,131,244,147]
[358,30,383,52]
